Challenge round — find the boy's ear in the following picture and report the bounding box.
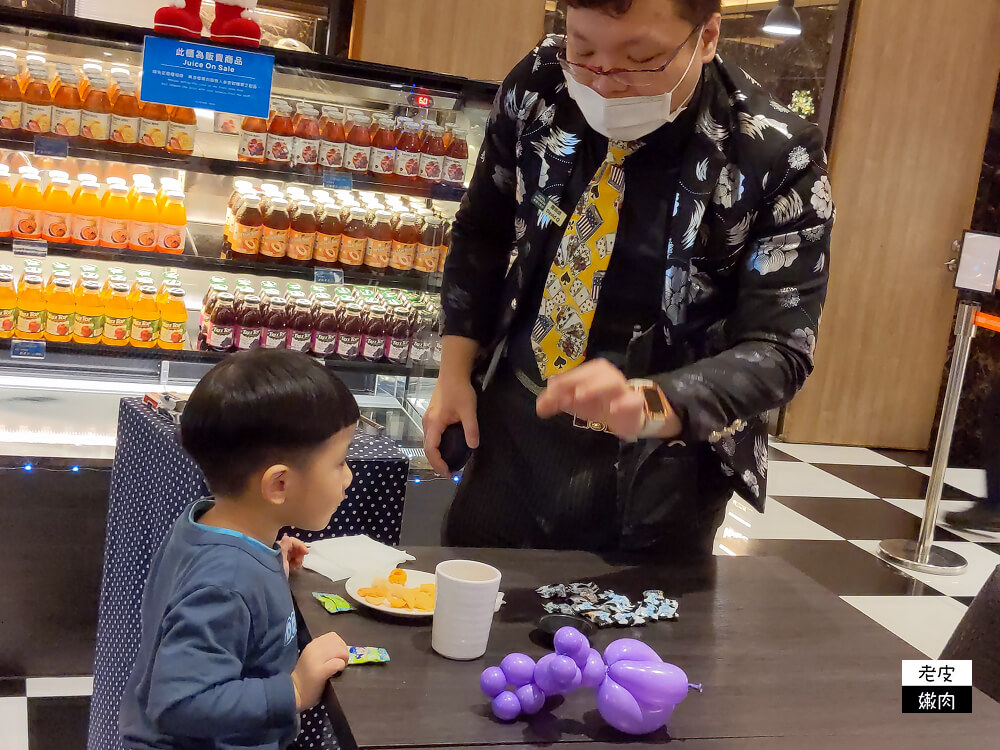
[260,464,290,507]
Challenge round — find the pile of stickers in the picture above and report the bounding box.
[536,582,679,628]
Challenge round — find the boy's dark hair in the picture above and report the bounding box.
[567,0,721,25]
[181,349,361,496]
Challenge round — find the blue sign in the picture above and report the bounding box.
[34,135,68,158]
[322,172,353,190]
[11,339,46,360]
[141,36,273,119]
[314,268,345,285]
[12,239,47,257]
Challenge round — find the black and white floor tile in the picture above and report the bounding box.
[2,440,996,749]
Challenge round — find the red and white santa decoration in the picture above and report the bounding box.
[154,0,262,48]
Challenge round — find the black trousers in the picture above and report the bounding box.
[443,362,733,559]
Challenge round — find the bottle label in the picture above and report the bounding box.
[12,208,40,238]
[159,319,186,346]
[0,206,10,235]
[286,230,315,261]
[129,220,157,251]
[0,306,15,334]
[72,215,99,244]
[336,333,361,358]
[81,110,111,141]
[371,146,395,175]
[312,331,337,356]
[338,235,366,267]
[362,334,385,361]
[41,211,70,242]
[292,136,320,166]
[238,129,266,160]
[414,243,440,274]
[110,114,140,144]
[16,309,44,335]
[207,323,234,350]
[157,224,184,252]
[233,224,262,256]
[103,315,130,342]
[389,240,416,271]
[265,132,292,163]
[394,149,420,177]
[260,227,289,259]
[443,155,468,184]
[320,140,345,168]
[73,313,103,340]
[131,317,157,344]
[433,338,443,365]
[386,336,410,363]
[287,329,312,352]
[418,153,444,181]
[314,232,341,264]
[410,338,432,363]
[364,238,391,269]
[344,143,371,172]
[51,106,81,137]
[263,327,287,349]
[101,218,129,248]
[0,99,21,130]
[22,103,52,134]
[45,311,72,337]
[139,117,168,148]
[167,121,197,152]
[438,244,450,273]
[237,326,262,350]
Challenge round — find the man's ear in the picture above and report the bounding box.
[700,13,722,62]
[260,464,289,507]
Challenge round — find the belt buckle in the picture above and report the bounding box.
[572,414,608,433]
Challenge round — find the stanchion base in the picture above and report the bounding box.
[878,539,968,576]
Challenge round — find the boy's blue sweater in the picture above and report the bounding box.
[120,499,299,750]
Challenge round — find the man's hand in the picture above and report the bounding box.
[279,534,308,577]
[423,377,480,476]
[536,359,680,441]
[292,632,350,711]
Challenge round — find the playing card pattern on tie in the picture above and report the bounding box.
[532,140,642,379]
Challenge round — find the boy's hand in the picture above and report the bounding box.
[292,632,350,711]
[279,535,309,576]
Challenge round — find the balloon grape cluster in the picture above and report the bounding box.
[479,626,700,735]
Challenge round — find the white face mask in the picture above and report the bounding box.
[562,33,702,141]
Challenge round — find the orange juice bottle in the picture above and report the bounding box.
[40,176,72,243]
[157,287,187,350]
[102,177,126,206]
[12,173,42,239]
[45,269,71,296]
[138,100,169,150]
[100,184,130,249]
[44,275,74,342]
[14,273,45,339]
[71,182,101,245]
[101,281,131,346]
[74,172,97,200]
[157,192,186,254]
[21,70,52,134]
[128,187,159,252]
[102,273,127,302]
[129,284,159,348]
[166,106,196,155]
[157,269,181,304]
[19,259,41,290]
[80,82,111,142]
[156,177,181,209]
[0,63,22,132]
[129,269,154,303]
[76,271,100,300]
[0,164,12,237]
[51,71,82,138]
[110,82,140,146]
[129,174,154,207]
[73,279,103,344]
[0,271,15,338]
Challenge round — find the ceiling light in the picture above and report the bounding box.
[763,0,802,37]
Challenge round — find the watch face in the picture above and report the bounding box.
[642,387,667,417]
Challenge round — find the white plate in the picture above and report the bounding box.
[344,569,436,618]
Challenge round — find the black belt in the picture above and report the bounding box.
[509,364,612,434]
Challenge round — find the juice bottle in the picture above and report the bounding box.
[418,119,436,144]
[71,182,102,245]
[101,177,127,206]
[14,274,45,339]
[12,173,43,239]
[335,302,364,360]
[138,100,169,150]
[156,177,180,209]
[51,72,82,137]
[260,295,288,349]
[361,304,387,362]
[234,294,262,350]
[73,172,97,201]
[19,260,42,290]
[265,102,294,165]
[129,174,154,207]
[156,270,181,305]
[206,292,236,351]
[157,287,187,350]
[344,115,372,173]
[110,82,140,146]
[129,269,154,303]
[414,216,443,277]
[260,196,290,263]
[319,106,345,170]
[231,194,263,262]
[0,271,16,337]
[385,306,413,363]
[45,269,70,296]
[101,282,132,345]
[286,200,317,266]
[129,285,160,347]
[128,188,160,252]
[238,113,268,162]
[291,104,320,168]
[443,127,469,185]
[166,106,197,155]
[80,82,111,142]
[393,122,422,179]
[443,122,455,149]
[44,276,74,342]
[338,206,368,272]
[286,297,314,352]
[370,116,396,176]
[75,272,100,301]
[40,176,72,242]
[157,192,186,253]
[363,210,393,276]
[100,184,130,249]
[419,125,446,182]
[71,280,104,344]
[0,64,22,132]
[389,212,419,276]
[314,202,344,268]
[22,70,52,134]
[0,164,12,237]
[311,299,339,358]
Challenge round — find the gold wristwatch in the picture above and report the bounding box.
[628,379,670,440]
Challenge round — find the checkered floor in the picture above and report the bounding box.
[2,440,995,750]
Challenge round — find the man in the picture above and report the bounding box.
[424,0,834,557]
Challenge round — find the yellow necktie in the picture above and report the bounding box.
[532,140,639,379]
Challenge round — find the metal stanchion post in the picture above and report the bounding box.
[878,301,980,575]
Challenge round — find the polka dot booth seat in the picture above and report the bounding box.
[87,398,408,750]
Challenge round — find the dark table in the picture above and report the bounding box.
[290,547,1000,749]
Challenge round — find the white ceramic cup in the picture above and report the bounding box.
[431,559,502,660]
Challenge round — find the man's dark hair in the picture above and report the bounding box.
[181,349,361,496]
[567,0,721,25]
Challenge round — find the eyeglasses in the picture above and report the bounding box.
[557,24,704,88]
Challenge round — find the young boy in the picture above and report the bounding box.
[120,349,360,750]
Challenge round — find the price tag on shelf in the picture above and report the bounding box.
[12,239,48,258]
[10,339,46,360]
[322,172,353,190]
[141,36,274,119]
[34,135,68,158]
[314,268,345,285]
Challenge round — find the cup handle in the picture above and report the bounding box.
[494,592,505,613]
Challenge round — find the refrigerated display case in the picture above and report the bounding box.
[0,6,497,452]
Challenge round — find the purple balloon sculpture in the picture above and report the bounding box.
[479,626,701,736]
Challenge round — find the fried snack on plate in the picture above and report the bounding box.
[358,573,436,612]
[388,568,408,585]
